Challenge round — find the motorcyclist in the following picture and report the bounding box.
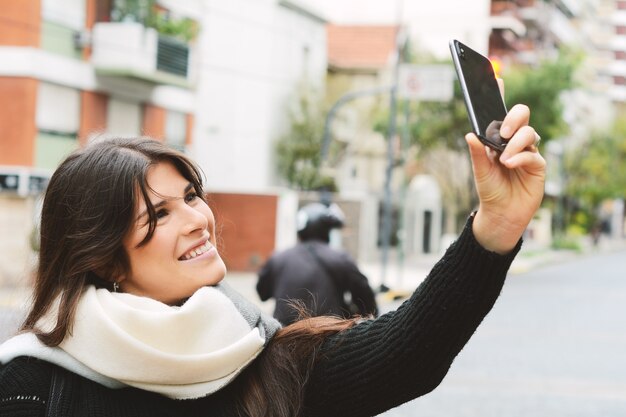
[256,203,378,325]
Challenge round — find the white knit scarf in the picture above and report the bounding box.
[0,283,281,399]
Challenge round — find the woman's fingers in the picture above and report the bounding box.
[499,104,530,139]
[465,133,494,176]
[500,149,546,170]
[500,125,540,163]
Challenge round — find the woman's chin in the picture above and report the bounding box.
[204,259,227,286]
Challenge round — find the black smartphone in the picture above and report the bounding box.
[449,39,508,152]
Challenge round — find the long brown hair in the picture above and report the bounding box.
[237,313,358,417]
[21,137,206,346]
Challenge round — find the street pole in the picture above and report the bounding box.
[318,86,392,206]
[320,86,393,164]
[379,25,406,292]
[396,99,412,290]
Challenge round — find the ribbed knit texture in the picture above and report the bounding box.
[303,216,520,417]
[0,216,520,417]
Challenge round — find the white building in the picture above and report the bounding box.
[188,0,328,191]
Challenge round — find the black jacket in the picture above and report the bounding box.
[257,240,378,324]
[0,218,520,417]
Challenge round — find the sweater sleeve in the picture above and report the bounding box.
[0,358,50,417]
[303,215,521,417]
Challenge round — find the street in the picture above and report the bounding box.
[378,248,626,416]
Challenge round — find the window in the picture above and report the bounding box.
[35,83,80,169]
[165,111,187,152]
[107,99,142,137]
[42,0,85,30]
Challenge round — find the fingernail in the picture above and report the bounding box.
[500,125,511,138]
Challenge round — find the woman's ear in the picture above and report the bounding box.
[92,260,127,286]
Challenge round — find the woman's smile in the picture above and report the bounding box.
[179,239,217,261]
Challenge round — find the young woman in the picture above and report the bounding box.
[0,103,544,417]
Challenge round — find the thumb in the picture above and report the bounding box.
[465,133,496,179]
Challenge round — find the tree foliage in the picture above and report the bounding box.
[566,116,626,208]
[503,48,582,143]
[274,96,336,191]
[373,83,470,152]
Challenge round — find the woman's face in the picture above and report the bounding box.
[120,161,227,304]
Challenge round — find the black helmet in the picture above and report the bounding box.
[297,203,345,242]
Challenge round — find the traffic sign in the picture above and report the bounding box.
[398,64,454,102]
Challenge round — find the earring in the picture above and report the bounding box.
[112,282,119,293]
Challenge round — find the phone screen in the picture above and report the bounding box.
[449,40,508,151]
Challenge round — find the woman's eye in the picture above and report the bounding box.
[185,192,198,203]
[155,209,168,219]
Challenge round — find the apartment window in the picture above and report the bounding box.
[42,0,85,30]
[613,76,626,85]
[616,26,626,35]
[35,83,80,169]
[165,111,187,152]
[107,99,142,137]
[616,50,626,60]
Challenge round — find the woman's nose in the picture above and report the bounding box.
[181,205,208,234]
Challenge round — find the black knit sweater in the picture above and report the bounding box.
[0,217,520,417]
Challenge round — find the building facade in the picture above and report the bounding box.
[0,0,327,280]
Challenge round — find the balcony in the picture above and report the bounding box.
[91,22,190,87]
[490,2,527,37]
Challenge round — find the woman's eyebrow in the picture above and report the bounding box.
[137,182,195,220]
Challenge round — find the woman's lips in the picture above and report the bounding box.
[179,240,214,261]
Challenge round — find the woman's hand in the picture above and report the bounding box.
[467,103,546,254]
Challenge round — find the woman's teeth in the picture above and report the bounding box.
[181,241,213,260]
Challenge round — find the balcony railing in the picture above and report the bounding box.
[157,36,189,78]
[91,22,190,86]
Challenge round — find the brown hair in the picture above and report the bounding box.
[21,137,206,346]
[237,313,358,417]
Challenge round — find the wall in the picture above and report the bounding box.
[0,196,37,287]
[192,0,327,192]
[79,90,108,144]
[208,192,279,272]
[0,78,38,166]
[0,1,41,47]
[298,192,379,263]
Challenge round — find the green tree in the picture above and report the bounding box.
[373,79,470,153]
[111,0,198,42]
[566,116,626,212]
[274,96,336,191]
[504,48,582,143]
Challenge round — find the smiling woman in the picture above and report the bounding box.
[0,105,545,417]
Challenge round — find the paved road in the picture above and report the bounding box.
[378,249,626,416]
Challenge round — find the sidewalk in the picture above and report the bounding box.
[1,236,624,312]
